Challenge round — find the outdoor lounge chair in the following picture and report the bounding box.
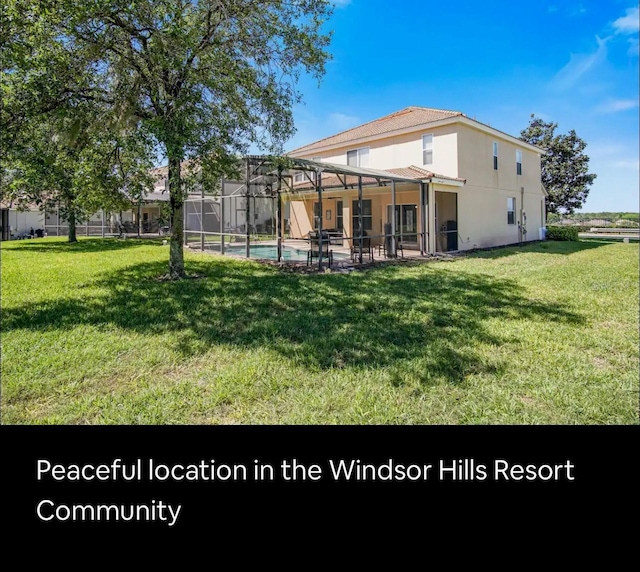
[307,230,333,267]
[351,229,374,262]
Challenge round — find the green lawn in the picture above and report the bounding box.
[1,237,638,424]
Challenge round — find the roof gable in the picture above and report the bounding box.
[288,106,462,155]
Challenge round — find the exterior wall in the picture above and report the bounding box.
[286,184,423,248]
[441,184,545,251]
[457,123,542,192]
[454,123,545,249]
[290,118,545,253]
[296,124,459,176]
[289,200,312,238]
[7,209,45,237]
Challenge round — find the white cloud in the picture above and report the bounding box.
[570,4,587,16]
[613,159,640,169]
[587,143,627,157]
[597,99,639,113]
[550,36,608,91]
[613,7,639,35]
[327,112,360,132]
[285,110,360,152]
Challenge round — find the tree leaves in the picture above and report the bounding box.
[2,1,333,270]
[520,114,597,215]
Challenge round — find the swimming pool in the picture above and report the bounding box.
[224,244,349,262]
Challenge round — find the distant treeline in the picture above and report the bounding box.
[548,212,639,225]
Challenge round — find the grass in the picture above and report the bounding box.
[1,237,638,424]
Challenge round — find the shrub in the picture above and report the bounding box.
[546,226,579,241]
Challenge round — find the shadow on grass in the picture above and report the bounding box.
[2,254,585,386]
[2,237,162,253]
[466,240,610,260]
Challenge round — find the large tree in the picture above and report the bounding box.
[520,115,597,215]
[2,2,154,241]
[6,0,333,278]
[3,109,154,242]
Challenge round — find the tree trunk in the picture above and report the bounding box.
[168,153,185,278]
[67,201,77,243]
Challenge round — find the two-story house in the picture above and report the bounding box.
[285,106,546,253]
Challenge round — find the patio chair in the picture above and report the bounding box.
[307,230,333,267]
[378,225,404,258]
[351,229,374,262]
[378,240,404,259]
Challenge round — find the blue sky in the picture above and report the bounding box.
[284,0,639,212]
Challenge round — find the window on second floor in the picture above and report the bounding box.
[347,147,369,167]
[493,142,499,170]
[294,172,304,183]
[516,150,522,175]
[422,134,433,165]
[507,197,516,225]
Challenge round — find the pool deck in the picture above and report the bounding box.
[193,238,431,267]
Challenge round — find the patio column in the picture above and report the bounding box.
[317,170,323,271]
[101,209,105,238]
[200,181,205,252]
[428,183,436,253]
[358,175,363,264]
[137,197,142,238]
[425,182,430,254]
[245,158,250,258]
[391,180,397,257]
[220,177,225,255]
[419,182,426,256]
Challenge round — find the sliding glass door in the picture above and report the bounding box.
[387,204,418,245]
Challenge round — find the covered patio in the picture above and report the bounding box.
[184,155,463,268]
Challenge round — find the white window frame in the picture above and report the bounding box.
[347,147,369,167]
[294,171,304,183]
[516,150,522,175]
[422,134,433,165]
[493,142,499,170]
[507,197,516,225]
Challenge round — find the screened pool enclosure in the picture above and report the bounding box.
[183,155,433,269]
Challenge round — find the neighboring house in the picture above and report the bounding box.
[0,171,172,240]
[286,106,547,252]
[0,203,44,239]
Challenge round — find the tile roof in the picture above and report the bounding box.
[289,106,463,155]
[386,166,465,182]
[289,165,464,191]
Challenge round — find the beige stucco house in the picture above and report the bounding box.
[285,106,546,253]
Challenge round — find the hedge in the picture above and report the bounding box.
[546,226,579,241]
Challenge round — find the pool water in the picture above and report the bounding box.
[225,244,348,262]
